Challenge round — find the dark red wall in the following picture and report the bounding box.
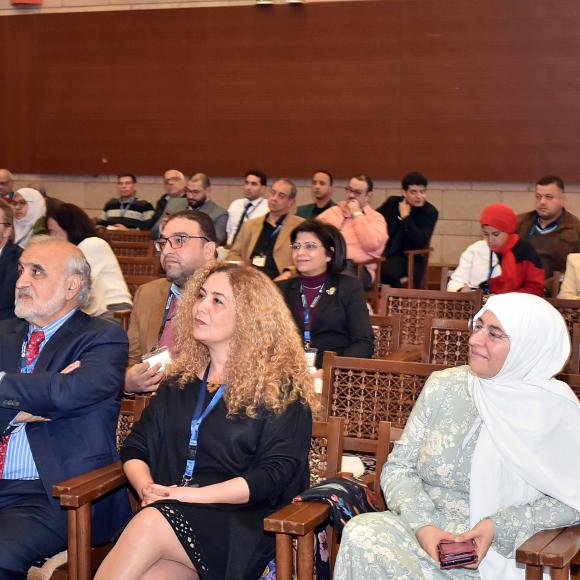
[2,0,579,181]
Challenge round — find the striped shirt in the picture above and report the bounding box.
[2,308,78,480]
[97,197,155,230]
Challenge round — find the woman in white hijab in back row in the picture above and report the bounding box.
[334,293,580,580]
[12,187,46,248]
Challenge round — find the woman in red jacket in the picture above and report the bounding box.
[450,203,545,296]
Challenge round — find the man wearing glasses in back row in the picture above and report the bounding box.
[318,174,388,289]
[123,210,217,394]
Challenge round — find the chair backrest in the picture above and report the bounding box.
[355,257,385,312]
[568,323,580,374]
[321,352,448,449]
[547,298,580,337]
[310,416,345,486]
[117,255,162,296]
[116,395,151,450]
[404,247,432,289]
[379,287,483,346]
[110,240,155,257]
[372,421,402,512]
[555,373,580,402]
[551,271,563,298]
[117,255,161,277]
[421,317,471,365]
[103,229,152,243]
[370,314,403,359]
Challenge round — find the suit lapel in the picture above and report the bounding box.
[244,214,268,260]
[33,311,86,372]
[0,319,28,373]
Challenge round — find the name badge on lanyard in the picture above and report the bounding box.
[181,365,226,487]
[300,282,325,349]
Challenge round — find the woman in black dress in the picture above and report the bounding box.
[95,262,316,580]
[277,220,374,369]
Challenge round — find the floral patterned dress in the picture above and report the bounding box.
[334,366,580,579]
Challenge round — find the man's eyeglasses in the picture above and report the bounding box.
[10,200,27,207]
[345,186,366,197]
[154,234,209,252]
[468,318,510,342]
[290,242,323,251]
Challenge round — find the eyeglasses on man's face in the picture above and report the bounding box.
[344,186,367,197]
[290,242,323,252]
[154,234,209,252]
[468,318,510,342]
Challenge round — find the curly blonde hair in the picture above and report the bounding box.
[169,261,317,417]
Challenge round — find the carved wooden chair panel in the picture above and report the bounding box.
[370,314,402,359]
[421,317,470,366]
[379,288,483,346]
[116,396,151,450]
[321,353,448,438]
[547,298,580,338]
[103,230,152,243]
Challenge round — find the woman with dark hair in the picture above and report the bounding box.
[277,220,374,369]
[47,203,132,319]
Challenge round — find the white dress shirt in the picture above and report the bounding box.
[225,197,269,246]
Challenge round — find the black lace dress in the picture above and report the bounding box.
[121,378,312,580]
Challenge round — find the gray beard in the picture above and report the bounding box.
[15,286,67,324]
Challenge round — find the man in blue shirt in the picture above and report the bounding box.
[0,236,129,578]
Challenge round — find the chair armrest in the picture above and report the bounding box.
[516,526,580,569]
[264,501,331,537]
[404,248,432,258]
[53,461,127,508]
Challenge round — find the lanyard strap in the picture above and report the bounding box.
[181,365,226,486]
[300,283,325,348]
[119,200,133,217]
[157,290,176,342]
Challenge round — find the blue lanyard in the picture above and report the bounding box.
[181,365,226,486]
[119,199,133,217]
[300,283,325,348]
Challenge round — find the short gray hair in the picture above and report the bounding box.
[28,235,92,308]
[272,178,298,199]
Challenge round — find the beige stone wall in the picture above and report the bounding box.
[0,0,355,17]
[13,173,580,264]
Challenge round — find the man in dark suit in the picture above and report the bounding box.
[377,171,439,287]
[0,200,22,320]
[0,236,130,578]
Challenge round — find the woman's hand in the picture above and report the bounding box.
[140,482,171,507]
[415,525,456,562]
[454,518,496,568]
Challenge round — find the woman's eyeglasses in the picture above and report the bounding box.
[290,242,322,251]
[154,234,209,252]
[468,318,510,342]
[10,200,27,208]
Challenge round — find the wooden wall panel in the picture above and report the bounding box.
[1,0,580,181]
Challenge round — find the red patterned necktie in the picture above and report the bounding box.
[0,330,46,477]
[25,330,45,368]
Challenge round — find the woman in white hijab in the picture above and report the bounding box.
[334,293,580,580]
[13,187,46,248]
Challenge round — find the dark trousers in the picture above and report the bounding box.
[381,255,426,288]
[0,480,67,580]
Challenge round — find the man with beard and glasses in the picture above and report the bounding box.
[123,210,217,394]
[0,236,129,578]
[185,173,228,245]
